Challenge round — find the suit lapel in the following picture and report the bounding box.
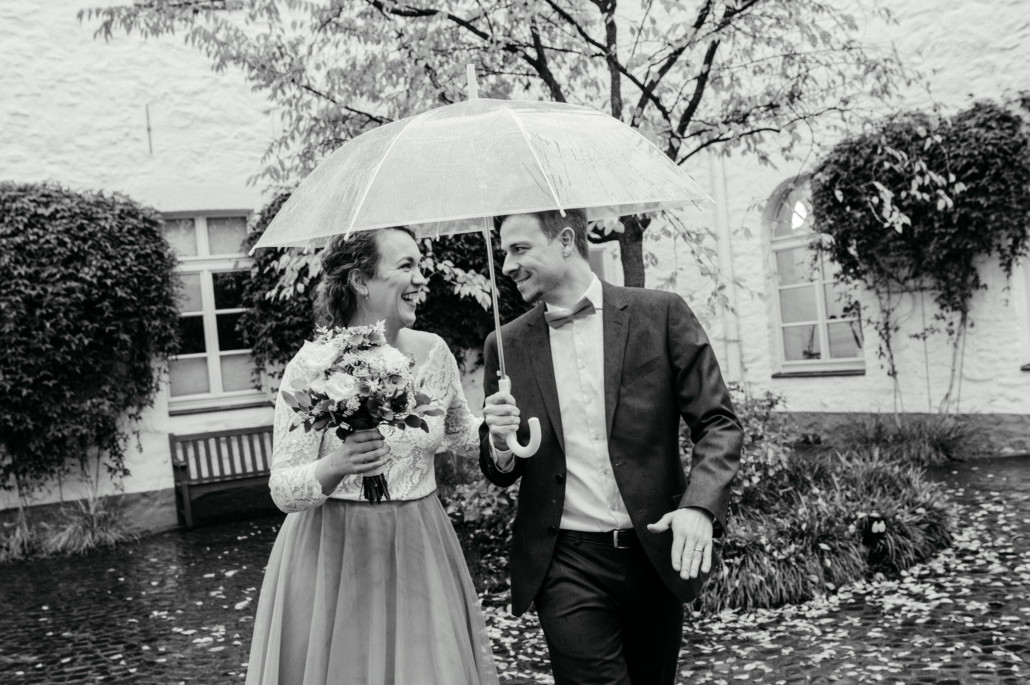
[602,283,630,438]
[525,305,566,453]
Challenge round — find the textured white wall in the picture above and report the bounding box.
[645,0,1030,430]
[0,0,273,212]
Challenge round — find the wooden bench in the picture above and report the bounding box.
[169,425,274,529]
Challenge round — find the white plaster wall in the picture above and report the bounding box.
[0,0,274,212]
[645,0,1030,421]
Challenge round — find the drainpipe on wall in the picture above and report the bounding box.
[709,152,744,383]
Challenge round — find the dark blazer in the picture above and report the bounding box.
[479,281,743,616]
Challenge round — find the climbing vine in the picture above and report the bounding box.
[811,97,1030,410]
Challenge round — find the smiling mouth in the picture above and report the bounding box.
[513,274,530,287]
[401,292,420,304]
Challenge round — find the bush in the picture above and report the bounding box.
[0,518,41,564]
[447,385,957,610]
[699,449,953,613]
[0,182,179,492]
[41,497,139,556]
[682,382,801,512]
[820,413,986,467]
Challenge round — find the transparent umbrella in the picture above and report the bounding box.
[253,66,711,455]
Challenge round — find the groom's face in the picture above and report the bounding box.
[499,214,568,305]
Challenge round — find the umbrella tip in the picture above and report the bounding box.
[466,64,479,101]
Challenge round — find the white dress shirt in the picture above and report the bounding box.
[546,276,632,531]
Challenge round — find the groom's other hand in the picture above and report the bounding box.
[647,507,714,579]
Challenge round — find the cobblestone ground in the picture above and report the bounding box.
[1,456,1027,685]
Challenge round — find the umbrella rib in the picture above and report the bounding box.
[345,109,435,236]
[500,104,564,215]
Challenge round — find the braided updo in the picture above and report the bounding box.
[314,227,416,329]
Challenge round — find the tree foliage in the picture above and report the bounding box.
[83,0,906,286]
[0,183,179,492]
[238,196,531,373]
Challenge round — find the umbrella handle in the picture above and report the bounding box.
[498,377,541,458]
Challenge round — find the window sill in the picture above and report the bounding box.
[772,368,866,379]
[168,398,273,416]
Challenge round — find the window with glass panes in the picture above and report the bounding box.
[770,180,864,369]
[163,214,261,405]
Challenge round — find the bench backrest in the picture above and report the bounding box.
[169,426,274,484]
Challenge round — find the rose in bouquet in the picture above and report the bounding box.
[282,322,443,503]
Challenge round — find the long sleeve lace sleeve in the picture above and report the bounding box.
[268,356,330,513]
[442,348,482,459]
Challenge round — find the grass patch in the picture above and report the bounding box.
[0,496,139,564]
[822,413,987,467]
[41,497,139,556]
[0,517,42,564]
[697,449,954,614]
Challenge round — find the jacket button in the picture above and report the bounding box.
[548,526,558,536]
[555,473,565,484]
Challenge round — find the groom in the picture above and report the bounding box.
[480,209,743,685]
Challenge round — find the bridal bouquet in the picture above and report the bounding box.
[283,322,443,503]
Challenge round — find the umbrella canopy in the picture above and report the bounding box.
[252,97,710,250]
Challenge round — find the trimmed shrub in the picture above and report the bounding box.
[0,182,179,493]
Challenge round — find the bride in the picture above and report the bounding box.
[246,227,499,685]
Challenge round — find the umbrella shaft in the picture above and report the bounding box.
[482,219,507,378]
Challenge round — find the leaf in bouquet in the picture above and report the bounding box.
[414,404,445,417]
[282,391,301,410]
[315,399,333,413]
[294,392,313,410]
[414,391,434,406]
[420,419,430,433]
[404,414,423,429]
[390,419,407,430]
[312,416,330,432]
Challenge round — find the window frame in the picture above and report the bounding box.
[765,176,866,377]
[163,210,270,414]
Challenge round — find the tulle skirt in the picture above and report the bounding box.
[246,495,499,685]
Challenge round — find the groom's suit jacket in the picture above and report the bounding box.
[479,281,743,617]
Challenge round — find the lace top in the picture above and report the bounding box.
[268,336,481,513]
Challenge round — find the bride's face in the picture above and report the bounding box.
[363,229,427,329]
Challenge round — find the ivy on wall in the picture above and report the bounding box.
[0,183,179,494]
[811,97,1030,409]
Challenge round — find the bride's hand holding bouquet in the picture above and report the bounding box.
[282,321,443,503]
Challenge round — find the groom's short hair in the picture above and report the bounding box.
[506,208,589,259]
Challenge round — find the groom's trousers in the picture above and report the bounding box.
[533,531,684,685]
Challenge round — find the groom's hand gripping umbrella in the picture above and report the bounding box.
[251,65,712,458]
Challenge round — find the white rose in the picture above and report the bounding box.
[306,342,341,376]
[323,373,360,403]
[377,345,413,374]
[307,376,329,395]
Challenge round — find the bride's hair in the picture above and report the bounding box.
[315,227,416,328]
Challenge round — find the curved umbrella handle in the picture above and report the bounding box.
[498,377,541,458]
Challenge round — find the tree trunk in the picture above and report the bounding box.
[617,215,648,288]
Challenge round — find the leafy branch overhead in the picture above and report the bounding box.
[83,0,906,287]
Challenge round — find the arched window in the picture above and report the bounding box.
[767,177,864,375]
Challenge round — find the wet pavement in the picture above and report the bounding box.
[1,456,1027,684]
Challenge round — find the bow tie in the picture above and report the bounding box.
[544,297,597,329]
